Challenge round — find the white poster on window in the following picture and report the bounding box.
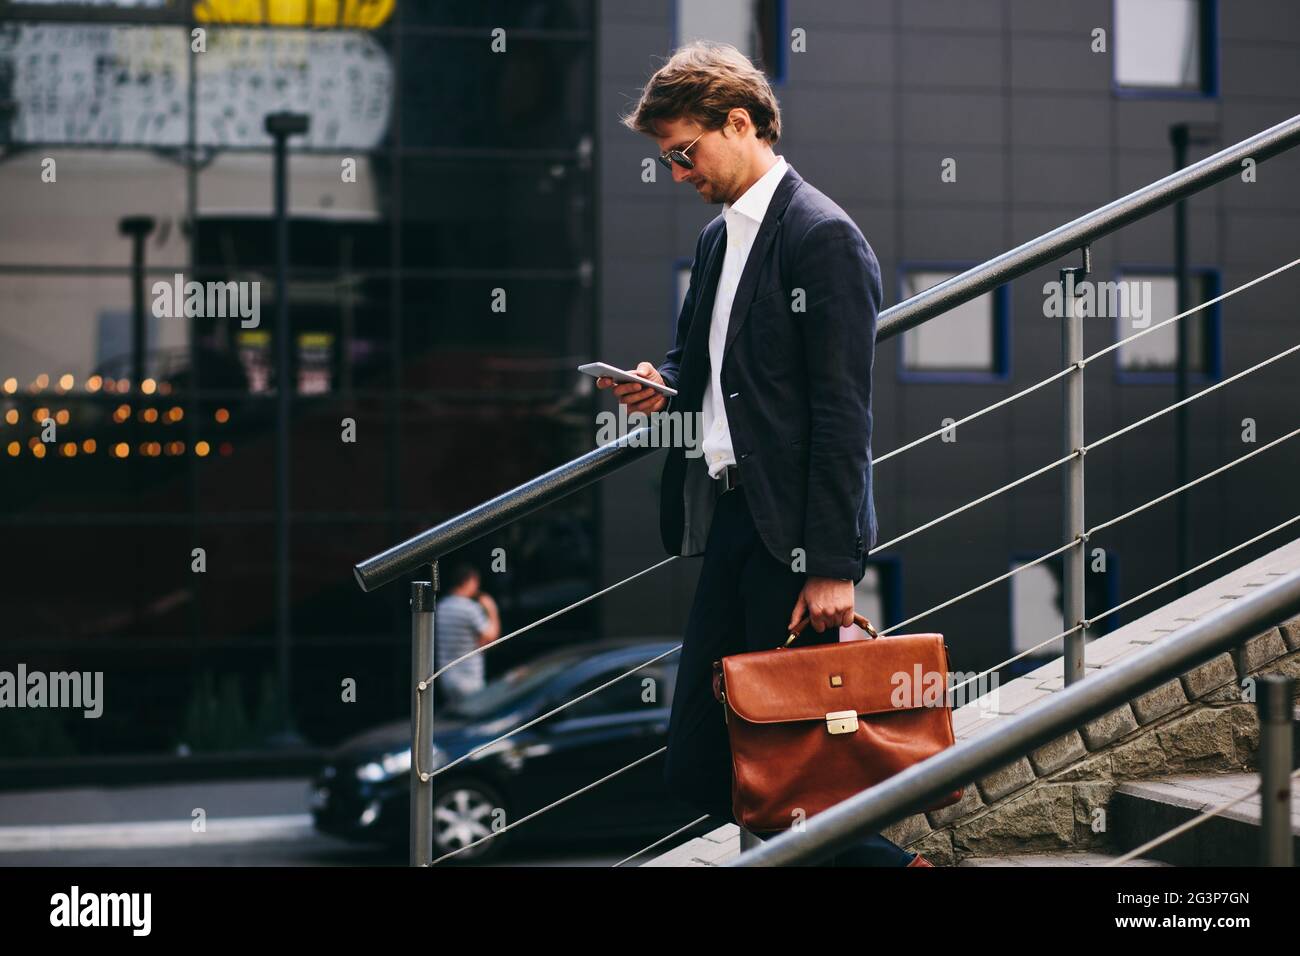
[0,23,393,148]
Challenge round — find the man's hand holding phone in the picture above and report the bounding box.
[595,361,669,415]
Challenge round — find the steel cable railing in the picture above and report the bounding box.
[612,510,1300,868]
[420,287,1300,767]
[946,509,1300,699]
[874,254,1300,465]
[892,418,1300,696]
[431,748,667,864]
[872,261,1300,555]
[423,257,1300,693]
[356,114,1300,866]
[418,503,1299,864]
[414,645,680,782]
[411,259,1300,862]
[421,556,677,690]
[419,391,1298,860]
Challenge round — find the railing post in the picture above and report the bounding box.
[1255,674,1295,866]
[1231,644,1248,684]
[1061,248,1090,686]
[410,564,438,866]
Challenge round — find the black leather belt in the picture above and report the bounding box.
[716,464,742,495]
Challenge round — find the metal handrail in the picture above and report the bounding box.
[406,296,1300,862]
[360,113,1300,867]
[421,269,1299,688]
[728,566,1300,866]
[430,504,1300,865]
[353,112,1300,592]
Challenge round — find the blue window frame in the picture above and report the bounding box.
[671,0,787,86]
[897,264,1012,384]
[1113,268,1222,385]
[1113,0,1218,99]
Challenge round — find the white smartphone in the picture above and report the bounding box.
[578,362,678,397]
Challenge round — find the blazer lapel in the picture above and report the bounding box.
[723,163,803,361]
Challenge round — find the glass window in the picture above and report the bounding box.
[899,270,1002,375]
[1116,272,1215,374]
[0,1,598,760]
[1115,0,1208,93]
[1010,556,1115,664]
[1010,560,1061,659]
[399,33,590,150]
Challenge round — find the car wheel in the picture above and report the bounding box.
[432,779,509,864]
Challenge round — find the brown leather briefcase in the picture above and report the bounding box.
[711,613,966,834]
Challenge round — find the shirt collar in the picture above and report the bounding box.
[722,154,788,226]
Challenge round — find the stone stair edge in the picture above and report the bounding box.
[955,536,1300,717]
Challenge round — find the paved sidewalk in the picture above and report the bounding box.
[0,778,314,852]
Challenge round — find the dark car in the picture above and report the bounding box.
[310,637,705,862]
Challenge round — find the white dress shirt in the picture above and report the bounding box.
[700,154,789,478]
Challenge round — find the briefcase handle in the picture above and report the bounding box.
[785,612,879,647]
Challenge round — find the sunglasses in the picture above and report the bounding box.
[657,129,706,171]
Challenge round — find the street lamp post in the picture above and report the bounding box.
[264,111,311,745]
[119,215,156,633]
[118,216,156,392]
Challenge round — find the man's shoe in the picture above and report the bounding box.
[906,853,934,867]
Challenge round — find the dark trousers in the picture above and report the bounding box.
[662,483,915,867]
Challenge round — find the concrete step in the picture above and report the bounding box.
[640,823,739,866]
[1112,772,1300,866]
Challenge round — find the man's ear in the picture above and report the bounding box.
[725,107,751,138]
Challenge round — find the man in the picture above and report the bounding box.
[434,563,501,707]
[601,41,929,867]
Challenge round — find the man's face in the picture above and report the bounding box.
[654,114,742,205]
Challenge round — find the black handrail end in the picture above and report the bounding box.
[353,563,371,593]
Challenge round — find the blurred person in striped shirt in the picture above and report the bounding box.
[434,563,501,706]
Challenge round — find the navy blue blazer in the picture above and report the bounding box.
[657,162,881,583]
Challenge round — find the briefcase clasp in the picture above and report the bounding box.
[825,710,858,735]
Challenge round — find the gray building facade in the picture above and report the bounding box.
[595,0,1300,678]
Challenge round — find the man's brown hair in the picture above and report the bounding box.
[621,41,781,145]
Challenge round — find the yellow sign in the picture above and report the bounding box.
[193,0,394,29]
